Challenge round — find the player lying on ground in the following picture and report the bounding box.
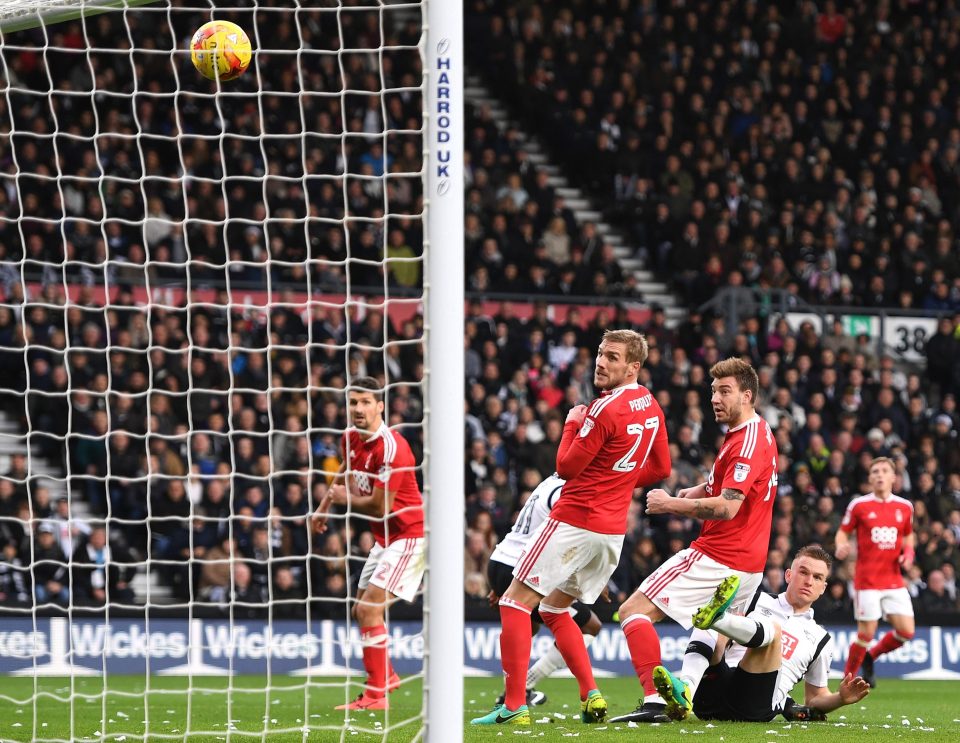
[486,473,604,707]
[312,377,425,711]
[835,456,915,688]
[665,545,870,722]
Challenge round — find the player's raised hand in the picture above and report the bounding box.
[565,404,587,426]
[838,673,870,704]
[645,488,674,514]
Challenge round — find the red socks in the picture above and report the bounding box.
[622,614,661,697]
[499,598,533,710]
[360,624,389,698]
[844,632,872,677]
[541,605,597,700]
[869,630,912,659]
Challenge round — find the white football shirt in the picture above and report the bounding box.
[490,474,565,567]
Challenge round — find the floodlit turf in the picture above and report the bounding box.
[0,676,958,741]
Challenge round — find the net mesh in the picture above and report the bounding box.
[0,0,428,739]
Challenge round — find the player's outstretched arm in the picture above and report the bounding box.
[804,674,870,713]
[645,487,744,521]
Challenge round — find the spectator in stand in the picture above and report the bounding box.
[33,525,69,607]
[71,526,135,606]
[0,541,29,606]
[919,570,958,614]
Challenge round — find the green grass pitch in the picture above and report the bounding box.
[0,676,957,741]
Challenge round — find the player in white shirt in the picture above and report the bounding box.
[487,474,603,707]
[683,545,870,722]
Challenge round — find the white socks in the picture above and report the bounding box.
[679,628,717,698]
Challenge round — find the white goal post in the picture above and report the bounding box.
[0,0,463,741]
[424,0,464,741]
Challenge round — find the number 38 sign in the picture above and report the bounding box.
[882,316,939,362]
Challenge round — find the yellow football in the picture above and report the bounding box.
[190,20,252,81]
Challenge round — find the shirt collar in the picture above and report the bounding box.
[727,413,761,433]
[600,382,640,397]
[778,591,815,620]
[368,422,389,441]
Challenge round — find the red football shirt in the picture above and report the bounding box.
[840,493,913,590]
[343,423,424,546]
[692,414,779,573]
[552,383,671,534]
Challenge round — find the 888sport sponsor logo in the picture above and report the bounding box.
[870,525,899,549]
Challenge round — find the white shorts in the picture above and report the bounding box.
[639,548,762,630]
[513,518,624,604]
[357,537,425,603]
[854,587,914,621]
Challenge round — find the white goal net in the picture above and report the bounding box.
[0,1,463,741]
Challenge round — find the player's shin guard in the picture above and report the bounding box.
[622,613,661,699]
[540,603,598,700]
[844,632,872,677]
[680,628,717,697]
[359,625,389,698]
[869,629,914,659]
[499,598,534,711]
[526,635,596,689]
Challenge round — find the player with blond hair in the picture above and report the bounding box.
[472,329,671,726]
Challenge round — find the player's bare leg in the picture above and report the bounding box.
[611,590,671,723]
[736,623,782,674]
[861,613,915,688]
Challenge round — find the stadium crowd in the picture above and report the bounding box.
[462,305,960,621]
[1,284,958,620]
[466,0,960,312]
[0,0,957,625]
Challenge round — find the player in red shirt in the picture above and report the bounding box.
[472,329,670,726]
[611,357,779,724]
[311,376,424,711]
[836,456,915,687]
